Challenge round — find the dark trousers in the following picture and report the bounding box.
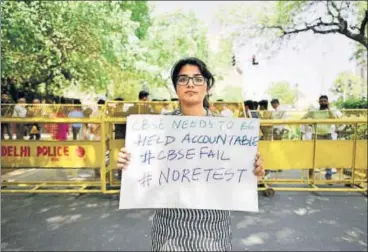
[1,123,12,140]
[309,134,332,179]
[15,124,25,140]
[72,127,81,140]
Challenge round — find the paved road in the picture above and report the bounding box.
[1,190,367,251]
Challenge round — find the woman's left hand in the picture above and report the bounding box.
[253,152,265,182]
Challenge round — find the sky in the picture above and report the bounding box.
[152,1,361,107]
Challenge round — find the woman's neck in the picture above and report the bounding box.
[180,104,206,116]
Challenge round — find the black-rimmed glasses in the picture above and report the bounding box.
[177,75,205,86]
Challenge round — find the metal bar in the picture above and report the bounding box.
[1,166,100,169]
[311,123,317,184]
[101,190,120,194]
[100,106,107,194]
[1,118,102,123]
[352,123,358,185]
[1,181,101,185]
[261,187,367,192]
[1,189,102,193]
[1,118,366,125]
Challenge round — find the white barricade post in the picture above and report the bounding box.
[119,115,260,212]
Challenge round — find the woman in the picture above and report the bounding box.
[117,57,265,251]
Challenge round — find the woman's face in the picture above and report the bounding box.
[176,64,207,106]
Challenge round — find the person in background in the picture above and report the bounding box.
[117,57,265,251]
[27,98,43,140]
[302,95,336,180]
[127,90,154,115]
[55,99,69,141]
[160,99,172,114]
[217,99,233,117]
[86,99,106,179]
[271,99,288,140]
[209,102,220,116]
[259,99,272,141]
[113,97,126,140]
[12,97,27,140]
[113,97,126,181]
[1,93,14,140]
[68,100,84,140]
[244,100,253,118]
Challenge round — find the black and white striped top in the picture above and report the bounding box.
[151,109,232,252]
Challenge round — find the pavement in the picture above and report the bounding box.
[1,168,368,251]
[1,188,367,251]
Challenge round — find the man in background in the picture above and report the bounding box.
[127,90,154,115]
[68,100,84,140]
[302,95,336,180]
[271,99,288,140]
[12,97,27,140]
[27,98,43,140]
[1,93,14,140]
[244,100,253,118]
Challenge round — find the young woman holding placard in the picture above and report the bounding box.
[117,57,265,251]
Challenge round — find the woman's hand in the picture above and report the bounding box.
[253,152,265,182]
[117,147,131,170]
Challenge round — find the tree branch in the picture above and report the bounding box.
[360,10,368,36]
[326,1,337,18]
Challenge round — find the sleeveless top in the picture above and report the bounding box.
[151,109,232,252]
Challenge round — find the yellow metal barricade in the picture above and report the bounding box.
[1,102,367,196]
[257,118,367,196]
[1,104,106,193]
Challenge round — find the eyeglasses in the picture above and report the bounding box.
[177,75,205,86]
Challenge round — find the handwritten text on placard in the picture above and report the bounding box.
[119,115,260,212]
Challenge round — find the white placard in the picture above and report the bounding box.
[119,115,260,212]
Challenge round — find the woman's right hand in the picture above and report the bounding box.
[117,147,131,170]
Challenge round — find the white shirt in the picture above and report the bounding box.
[271,108,287,134]
[13,104,27,117]
[220,108,233,117]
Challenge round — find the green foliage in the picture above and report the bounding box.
[2,2,227,101]
[330,71,365,99]
[139,11,210,89]
[266,81,298,105]
[1,1,150,99]
[119,1,151,39]
[335,97,368,109]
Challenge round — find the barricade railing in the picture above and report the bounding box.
[1,102,367,197]
[1,103,107,193]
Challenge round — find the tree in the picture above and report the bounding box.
[266,81,298,105]
[330,71,365,100]
[212,85,244,102]
[217,1,367,58]
[137,11,210,93]
[260,1,367,48]
[1,1,151,99]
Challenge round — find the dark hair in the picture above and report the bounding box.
[74,100,82,105]
[171,98,179,101]
[162,99,168,101]
[114,97,124,101]
[271,99,279,104]
[216,99,224,102]
[259,100,268,109]
[97,99,105,105]
[252,101,259,110]
[138,90,149,100]
[319,95,328,100]
[171,57,215,109]
[244,100,253,109]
